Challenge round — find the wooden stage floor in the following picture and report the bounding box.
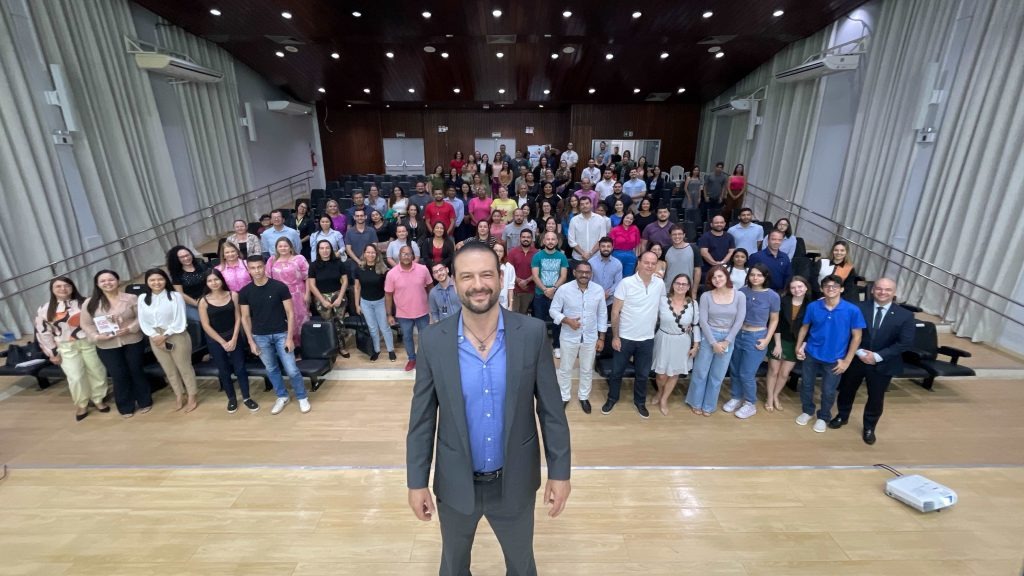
[1,365,1023,575]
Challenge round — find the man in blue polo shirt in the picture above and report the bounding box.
[794,275,865,434]
[748,229,792,292]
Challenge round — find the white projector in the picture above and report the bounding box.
[885,474,958,513]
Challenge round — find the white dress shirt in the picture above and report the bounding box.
[561,149,579,168]
[567,213,611,259]
[549,280,608,345]
[857,301,891,363]
[137,291,187,337]
[581,166,601,183]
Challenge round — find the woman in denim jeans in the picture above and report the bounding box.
[354,244,396,362]
[722,264,780,420]
[685,266,746,416]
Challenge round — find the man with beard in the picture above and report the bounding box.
[385,245,433,371]
[506,229,538,314]
[549,260,607,413]
[698,214,736,274]
[407,242,571,576]
[531,231,569,358]
[641,206,674,253]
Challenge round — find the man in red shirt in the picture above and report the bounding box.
[506,229,538,315]
[424,189,456,237]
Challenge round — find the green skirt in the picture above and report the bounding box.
[769,338,797,362]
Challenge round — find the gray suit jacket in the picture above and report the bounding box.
[406,309,571,515]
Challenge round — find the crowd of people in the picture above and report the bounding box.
[32,143,911,444]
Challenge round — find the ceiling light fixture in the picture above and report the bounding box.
[421,11,431,18]
[588,88,596,94]
[539,104,544,108]
[562,10,572,17]
[385,104,390,108]
[281,11,292,19]
[275,51,285,58]
[347,104,352,108]
[492,9,502,17]
[209,8,221,16]
[708,46,721,53]
[331,52,340,59]
[498,88,506,94]
[715,51,725,59]
[453,88,461,93]
[562,46,575,54]
[702,10,713,18]
[441,52,449,58]
[632,11,642,18]
[496,52,504,58]
[445,34,454,38]
[633,88,641,94]
[544,33,552,38]
[385,51,395,58]
[660,52,669,59]
[363,88,371,94]
[352,11,362,17]
[773,9,785,17]
[408,88,416,93]
[318,87,326,93]
[543,89,550,94]
[423,46,436,53]
[551,53,558,59]
[605,53,614,60]
[677,87,686,93]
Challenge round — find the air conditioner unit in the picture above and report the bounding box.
[267,100,314,116]
[776,53,861,83]
[134,53,223,83]
[711,99,753,116]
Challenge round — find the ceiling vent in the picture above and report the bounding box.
[486,34,517,44]
[265,35,306,45]
[645,92,671,102]
[697,35,737,45]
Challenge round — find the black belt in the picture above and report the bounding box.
[473,468,503,483]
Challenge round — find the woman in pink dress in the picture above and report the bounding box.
[267,237,310,346]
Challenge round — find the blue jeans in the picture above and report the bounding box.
[398,315,429,359]
[801,355,841,421]
[360,298,394,353]
[252,332,306,400]
[686,329,735,413]
[607,337,655,406]
[207,334,251,402]
[532,292,561,348]
[729,329,768,404]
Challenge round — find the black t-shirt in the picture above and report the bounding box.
[309,258,346,294]
[238,279,291,335]
[355,266,386,301]
[174,262,208,301]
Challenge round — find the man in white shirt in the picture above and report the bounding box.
[622,169,646,203]
[560,142,579,171]
[602,251,666,419]
[581,158,601,185]
[567,196,610,264]
[727,207,762,255]
[549,260,607,415]
[595,169,615,201]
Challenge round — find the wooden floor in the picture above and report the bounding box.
[2,346,1023,574]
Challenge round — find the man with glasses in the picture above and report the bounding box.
[830,278,915,445]
[549,261,607,414]
[795,275,865,434]
[428,263,460,324]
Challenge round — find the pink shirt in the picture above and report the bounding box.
[217,260,252,293]
[467,197,493,224]
[384,263,432,319]
[609,225,641,251]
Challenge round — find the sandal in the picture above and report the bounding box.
[764,402,774,413]
[340,350,351,358]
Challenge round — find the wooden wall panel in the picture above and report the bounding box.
[319,104,699,178]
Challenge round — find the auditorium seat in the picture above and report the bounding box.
[903,321,975,390]
[0,341,50,390]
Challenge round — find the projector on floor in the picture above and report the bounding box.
[885,474,957,512]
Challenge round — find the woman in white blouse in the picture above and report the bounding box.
[137,269,198,413]
[493,243,516,310]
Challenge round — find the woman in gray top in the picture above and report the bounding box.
[685,265,746,416]
[723,263,780,419]
[684,166,703,211]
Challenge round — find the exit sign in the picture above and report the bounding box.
[491,132,501,138]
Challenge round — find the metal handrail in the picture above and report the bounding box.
[0,170,314,292]
[744,183,1024,331]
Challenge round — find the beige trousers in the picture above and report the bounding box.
[57,340,108,408]
[150,332,198,397]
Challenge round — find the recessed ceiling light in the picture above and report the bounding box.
[483,104,489,109]
[715,52,725,59]
[496,52,504,58]
[408,88,416,93]
[660,52,669,59]
[453,88,461,93]
[352,11,362,17]
[633,88,641,94]
[385,51,395,58]
[605,53,614,60]
[275,51,285,58]
[632,11,642,18]
[209,8,221,16]
[492,9,502,17]
[562,10,572,17]
[445,34,454,38]
[551,53,558,59]
[677,87,686,93]
[498,88,506,94]
[543,89,550,94]
[421,11,431,18]
[424,46,436,53]
[708,46,721,53]
[318,87,326,93]
[702,10,713,18]
[539,104,544,108]
[281,11,292,19]
[285,46,298,53]
[331,52,340,59]
[347,104,352,108]
[385,104,390,108]
[773,9,785,17]
[544,33,552,38]
[363,88,371,94]
[588,88,596,94]
[441,52,449,58]
[563,46,575,54]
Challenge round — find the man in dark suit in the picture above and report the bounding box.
[829,278,916,445]
[407,243,572,576]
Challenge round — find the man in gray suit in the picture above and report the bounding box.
[407,243,572,576]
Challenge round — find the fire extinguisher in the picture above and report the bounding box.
[310,149,318,167]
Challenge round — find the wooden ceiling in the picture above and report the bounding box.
[134,0,867,107]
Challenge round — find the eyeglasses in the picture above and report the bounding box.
[822,285,841,291]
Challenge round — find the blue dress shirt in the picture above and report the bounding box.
[458,313,507,473]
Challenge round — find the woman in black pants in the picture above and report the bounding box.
[80,270,152,417]
[198,269,258,413]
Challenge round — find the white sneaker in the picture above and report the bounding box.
[271,397,289,415]
[735,402,757,419]
[795,413,814,426]
[722,398,742,413]
[813,419,827,433]
[554,348,561,359]
[298,398,311,413]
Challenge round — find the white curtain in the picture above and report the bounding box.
[157,23,253,237]
[899,0,1024,341]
